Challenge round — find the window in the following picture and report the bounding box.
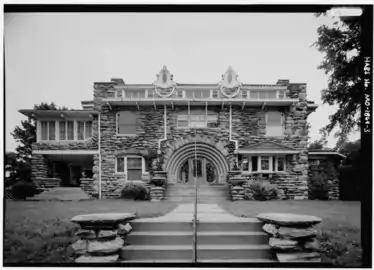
[117,157,125,173]
[59,121,66,140]
[241,155,286,173]
[77,121,92,140]
[41,121,48,140]
[177,110,218,128]
[116,156,147,181]
[77,121,85,140]
[266,111,284,137]
[85,121,93,138]
[67,121,74,140]
[117,111,137,135]
[261,156,270,171]
[40,121,56,141]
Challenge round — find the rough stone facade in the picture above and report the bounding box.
[28,76,340,200]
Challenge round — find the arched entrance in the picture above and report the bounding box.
[163,136,231,185]
[177,157,218,185]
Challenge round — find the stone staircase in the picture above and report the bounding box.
[27,187,91,201]
[120,204,276,263]
[166,184,230,203]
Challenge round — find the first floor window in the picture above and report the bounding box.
[116,156,147,181]
[242,155,286,173]
[261,156,270,171]
[117,157,125,173]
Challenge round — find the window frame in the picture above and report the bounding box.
[241,155,286,173]
[265,111,284,137]
[115,155,148,180]
[116,111,137,136]
[38,119,93,142]
[176,109,218,129]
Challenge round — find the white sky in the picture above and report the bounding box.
[4,12,360,151]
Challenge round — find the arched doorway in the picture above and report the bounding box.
[164,137,230,184]
[177,158,218,185]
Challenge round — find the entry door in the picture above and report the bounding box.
[189,158,206,185]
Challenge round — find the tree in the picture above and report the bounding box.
[10,102,69,182]
[308,138,327,150]
[336,139,361,167]
[313,13,362,140]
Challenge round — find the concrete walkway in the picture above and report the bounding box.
[136,204,259,222]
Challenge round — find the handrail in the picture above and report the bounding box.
[192,128,198,263]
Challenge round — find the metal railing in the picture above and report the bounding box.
[107,88,288,101]
[192,129,198,263]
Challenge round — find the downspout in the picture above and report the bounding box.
[229,105,239,166]
[157,105,167,151]
[98,113,102,199]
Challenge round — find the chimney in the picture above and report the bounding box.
[276,79,290,85]
[111,78,125,85]
[81,100,94,110]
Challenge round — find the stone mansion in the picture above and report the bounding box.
[20,66,344,200]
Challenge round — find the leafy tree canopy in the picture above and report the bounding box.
[314,13,361,140]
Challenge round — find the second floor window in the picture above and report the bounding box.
[41,121,56,140]
[177,110,218,128]
[77,121,93,140]
[117,111,137,135]
[266,111,284,137]
[59,121,75,140]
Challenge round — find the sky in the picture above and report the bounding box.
[4,12,360,152]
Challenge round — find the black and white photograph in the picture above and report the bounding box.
[3,4,372,267]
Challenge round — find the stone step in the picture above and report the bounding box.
[130,220,263,232]
[120,244,272,260]
[126,231,268,245]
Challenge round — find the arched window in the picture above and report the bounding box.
[117,111,137,135]
[177,109,218,128]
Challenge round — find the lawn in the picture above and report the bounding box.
[4,199,178,264]
[220,200,362,267]
[4,199,361,266]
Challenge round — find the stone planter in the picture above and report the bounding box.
[257,213,322,263]
[149,186,165,201]
[71,213,135,263]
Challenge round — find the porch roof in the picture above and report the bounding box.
[237,141,299,154]
[19,109,98,119]
[308,150,346,159]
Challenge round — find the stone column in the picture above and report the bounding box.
[31,154,49,181]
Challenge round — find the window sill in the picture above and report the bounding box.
[264,135,285,138]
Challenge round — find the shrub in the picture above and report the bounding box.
[250,180,279,201]
[11,181,37,199]
[120,182,149,200]
[149,177,166,187]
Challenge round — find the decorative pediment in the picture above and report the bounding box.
[217,66,242,98]
[238,141,298,154]
[153,66,177,89]
[218,66,242,88]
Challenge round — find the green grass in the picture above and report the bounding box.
[4,199,178,263]
[5,200,361,266]
[220,200,361,267]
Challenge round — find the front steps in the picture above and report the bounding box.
[166,184,229,203]
[121,213,275,263]
[27,187,91,201]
